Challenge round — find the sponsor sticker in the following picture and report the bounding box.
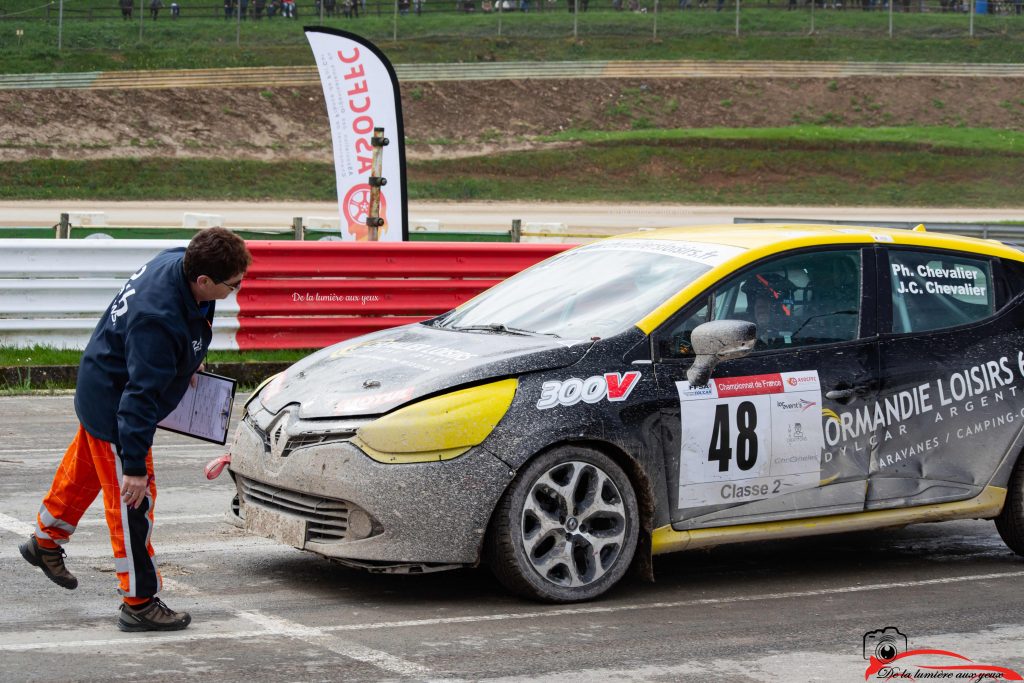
[580,239,744,268]
[335,386,415,413]
[536,371,642,409]
[676,370,823,509]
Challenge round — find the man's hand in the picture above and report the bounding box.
[190,362,207,388]
[121,474,149,509]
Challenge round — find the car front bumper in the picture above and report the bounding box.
[228,420,513,565]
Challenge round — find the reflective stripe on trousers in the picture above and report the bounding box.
[37,424,162,598]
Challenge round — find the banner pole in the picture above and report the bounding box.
[367,127,388,242]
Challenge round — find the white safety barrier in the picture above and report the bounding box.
[182,213,224,229]
[521,222,570,243]
[66,211,107,227]
[409,218,443,232]
[303,216,340,231]
[0,240,239,350]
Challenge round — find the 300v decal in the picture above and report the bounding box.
[536,372,641,409]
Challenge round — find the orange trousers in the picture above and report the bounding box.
[36,424,162,600]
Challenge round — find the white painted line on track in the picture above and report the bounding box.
[0,445,218,455]
[308,569,1024,633]
[0,512,33,536]
[0,535,285,561]
[237,610,434,679]
[0,620,271,653]
[75,513,221,527]
[2,569,1022,657]
[162,577,434,678]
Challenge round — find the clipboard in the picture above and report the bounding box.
[157,371,238,445]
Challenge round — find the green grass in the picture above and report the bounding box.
[2,8,1024,72]
[539,126,1024,154]
[2,126,1024,206]
[410,142,1024,206]
[0,345,312,366]
[0,158,337,200]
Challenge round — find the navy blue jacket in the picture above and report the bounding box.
[75,248,215,476]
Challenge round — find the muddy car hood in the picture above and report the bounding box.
[257,323,592,419]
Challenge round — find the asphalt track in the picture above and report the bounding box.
[1,394,1023,682]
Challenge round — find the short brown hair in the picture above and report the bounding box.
[183,227,252,283]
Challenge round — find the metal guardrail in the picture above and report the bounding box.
[0,214,604,243]
[0,239,569,351]
[3,60,1024,91]
[733,217,1024,242]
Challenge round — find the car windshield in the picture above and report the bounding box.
[434,239,729,339]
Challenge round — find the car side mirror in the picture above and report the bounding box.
[685,320,757,388]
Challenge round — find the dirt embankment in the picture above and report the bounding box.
[2,77,1023,163]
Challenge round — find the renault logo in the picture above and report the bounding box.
[267,408,292,458]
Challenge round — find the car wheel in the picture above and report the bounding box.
[996,454,1024,556]
[486,445,639,603]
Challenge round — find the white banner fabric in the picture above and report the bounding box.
[305,28,407,242]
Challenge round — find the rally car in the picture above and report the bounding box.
[223,224,1024,602]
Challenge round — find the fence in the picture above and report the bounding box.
[3,0,1024,54]
[0,239,571,350]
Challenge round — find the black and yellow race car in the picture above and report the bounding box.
[225,224,1024,602]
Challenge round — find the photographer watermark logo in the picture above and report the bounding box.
[863,627,907,664]
[862,626,1022,681]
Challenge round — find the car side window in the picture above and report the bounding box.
[888,250,994,334]
[999,259,1024,305]
[657,249,862,359]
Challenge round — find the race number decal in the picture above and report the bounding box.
[677,371,823,509]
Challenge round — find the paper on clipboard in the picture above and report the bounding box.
[157,371,237,445]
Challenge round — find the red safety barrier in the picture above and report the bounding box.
[236,241,572,350]
[244,241,570,278]
[236,278,502,316]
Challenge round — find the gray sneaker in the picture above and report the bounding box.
[117,597,192,632]
[19,535,78,590]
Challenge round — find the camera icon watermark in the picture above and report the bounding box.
[863,627,907,663]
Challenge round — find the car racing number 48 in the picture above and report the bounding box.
[677,371,824,508]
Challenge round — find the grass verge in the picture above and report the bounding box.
[0,347,311,392]
[3,126,1024,206]
[0,346,312,366]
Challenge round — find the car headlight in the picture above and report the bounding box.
[244,372,284,412]
[352,378,517,464]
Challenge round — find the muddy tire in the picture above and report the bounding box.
[486,445,639,603]
[996,454,1024,556]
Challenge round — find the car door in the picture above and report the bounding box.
[652,246,881,529]
[870,246,1024,509]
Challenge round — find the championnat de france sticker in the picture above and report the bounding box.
[676,370,824,509]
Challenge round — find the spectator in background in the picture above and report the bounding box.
[224,0,233,18]
[325,0,337,15]
[398,0,410,13]
[240,0,248,17]
[283,0,296,16]
[120,0,134,19]
[413,0,423,14]
[149,0,162,18]
[170,0,180,15]
[254,0,265,17]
